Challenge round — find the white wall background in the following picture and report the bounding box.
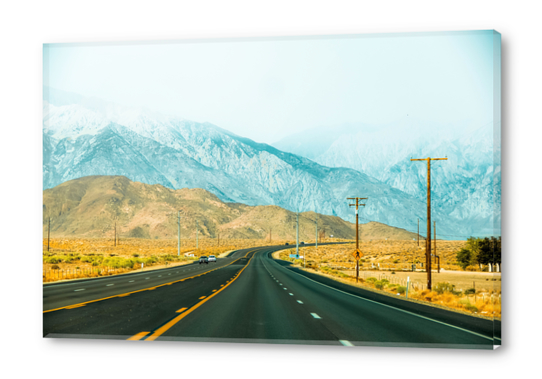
[0,1,538,378]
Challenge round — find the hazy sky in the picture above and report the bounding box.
[43,30,499,143]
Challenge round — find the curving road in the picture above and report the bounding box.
[43,244,500,349]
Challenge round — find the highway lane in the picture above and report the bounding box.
[44,244,500,348]
[151,247,500,348]
[43,250,256,338]
[43,247,253,312]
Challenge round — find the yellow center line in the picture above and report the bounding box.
[142,251,257,342]
[127,331,151,341]
[176,307,187,313]
[199,296,206,299]
[43,249,256,314]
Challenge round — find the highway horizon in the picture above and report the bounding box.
[43,243,500,349]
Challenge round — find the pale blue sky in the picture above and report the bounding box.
[43,30,499,143]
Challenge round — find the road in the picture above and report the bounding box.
[43,244,501,348]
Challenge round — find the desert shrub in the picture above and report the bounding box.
[51,264,60,270]
[44,256,60,264]
[434,282,461,295]
[81,256,92,263]
[381,278,389,284]
[365,277,377,283]
[464,303,478,313]
[464,288,476,295]
[397,286,406,295]
[145,256,158,265]
[92,261,100,266]
[375,280,385,290]
[132,253,139,258]
[62,256,73,263]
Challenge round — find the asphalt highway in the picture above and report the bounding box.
[43,244,500,349]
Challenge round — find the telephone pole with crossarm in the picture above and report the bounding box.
[347,197,367,283]
[410,157,447,290]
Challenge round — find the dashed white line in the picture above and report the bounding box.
[340,340,354,346]
[289,293,294,296]
[297,300,303,304]
[106,284,114,286]
[283,288,287,290]
[74,289,85,292]
[129,280,134,283]
[311,313,321,319]
[145,277,150,280]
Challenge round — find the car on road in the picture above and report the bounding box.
[300,241,305,245]
[285,242,289,245]
[199,256,208,264]
[208,255,217,263]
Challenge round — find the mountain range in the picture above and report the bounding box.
[43,87,499,238]
[42,175,420,241]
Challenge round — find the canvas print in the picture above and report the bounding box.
[43,30,501,349]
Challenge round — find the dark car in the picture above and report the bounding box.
[199,256,208,264]
[285,242,289,245]
[300,241,305,245]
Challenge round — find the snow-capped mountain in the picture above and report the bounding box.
[273,118,501,237]
[43,87,487,238]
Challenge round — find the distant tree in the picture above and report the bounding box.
[478,236,501,268]
[456,248,473,270]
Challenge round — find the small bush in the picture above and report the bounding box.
[434,282,457,295]
[51,264,60,270]
[397,286,406,295]
[464,288,476,295]
[375,280,384,290]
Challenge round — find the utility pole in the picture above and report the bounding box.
[410,157,447,290]
[315,215,318,250]
[177,210,181,256]
[296,212,300,265]
[417,218,420,246]
[347,197,367,283]
[434,221,440,273]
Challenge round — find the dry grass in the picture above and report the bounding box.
[42,237,333,282]
[275,241,501,319]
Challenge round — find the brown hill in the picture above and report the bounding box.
[43,175,420,241]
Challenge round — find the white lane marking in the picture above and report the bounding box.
[129,280,134,283]
[297,300,303,304]
[158,275,162,277]
[289,293,294,296]
[145,278,150,280]
[311,313,322,319]
[277,258,498,342]
[340,340,354,347]
[74,289,85,292]
[106,284,114,286]
[283,288,287,290]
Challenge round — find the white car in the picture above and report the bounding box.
[208,255,217,263]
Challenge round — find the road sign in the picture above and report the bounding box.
[289,254,300,259]
[352,249,363,260]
